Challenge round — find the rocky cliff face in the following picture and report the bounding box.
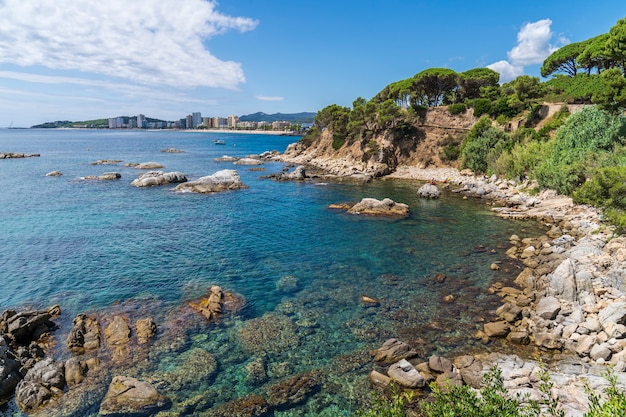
[283,107,477,178]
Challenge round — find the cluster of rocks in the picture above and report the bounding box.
[83,172,121,181]
[263,165,308,181]
[329,197,410,217]
[0,152,40,159]
[174,169,247,194]
[90,159,122,165]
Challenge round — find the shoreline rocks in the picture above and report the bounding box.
[329,197,410,217]
[130,171,187,187]
[174,169,247,194]
[0,152,40,159]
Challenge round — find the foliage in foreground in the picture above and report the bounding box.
[358,366,626,417]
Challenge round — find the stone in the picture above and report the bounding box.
[0,336,22,398]
[2,305,61,343]
[130,171,187,187]
[417,183,440,199]
[84,172,121,180]
[435,371,463,390]
[174,169,248,194]
[590,344,612,362]
[135,162,164,169]
[536,296,561,320]
[373,338,418,363]
[369,370,391,386]
[65,357,86,387]
[483,321,510,337]
[534,332,563,350]
[234,157,263,166]
[238,313,299,355]
[104,316,131,346]
[455,356,483,388]
[135,318,157,344]
[206,395,269,417]
[507,331,530,345]
[15,358,65,412]
[99,376,171,416]
[428,355,453,373]
[575,335,596,356]
[549,259,577,302]
[599,302,626,327]
[67,313,101,354]
[387,359,425,388]
[347,198,409,217]
[45,171,62,177]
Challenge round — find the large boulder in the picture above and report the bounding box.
[104,316,131,346]
[99,376,171,416]
[417,183,440,199]
[347,198,409,217]
[174,170,248,194]
[599,302,626,327]
[15,358,65,412]
[1,305,61,343]
[387,359,425,388]
[84,172,121,180]
[130,171,187,187]
[536,296,561,320]
[135,162,164,169]
[548,259,577,302]
[67,313,101,354]
[135,318,157,344]
[0,336,22,398]
[373,338,418,364]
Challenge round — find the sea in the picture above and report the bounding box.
[0,129,545,416]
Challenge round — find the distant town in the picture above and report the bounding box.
[31,111,316,132]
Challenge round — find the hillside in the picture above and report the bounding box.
[239,112,316,124]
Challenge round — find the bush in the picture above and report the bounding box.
[573,166,626,233]
[448,103,467,115]
[460,116,510,174]
[357,384,414,417]
[473,98,492,117]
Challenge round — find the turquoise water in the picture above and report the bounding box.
[0,129,544,416]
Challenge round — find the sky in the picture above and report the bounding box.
[0,1,625,127]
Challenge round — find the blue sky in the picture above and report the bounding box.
[0,1,624,127]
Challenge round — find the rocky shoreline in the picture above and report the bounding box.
[270,152,626,415]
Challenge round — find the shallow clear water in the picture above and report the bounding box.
[0,129,544,416]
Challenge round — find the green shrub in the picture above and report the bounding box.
[332,133,346,150]
[357,384,414,417]
[460,125,510,174]
[584,368,626,416]
[573,166,626,233]
[473,98,492,117]
[448,103,467,115]
[493,140,547,179]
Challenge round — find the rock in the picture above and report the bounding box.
[435,371,463,389]
[206,395,269,417]
[534,332,563,350]
[269,165,308,181]
[0,336,22,398]
[130,171,187,187]
[45,171,62,177]
[104,316,131,346]
[549,259,577,302]
[483,321,510,338]
[507,331,530,345]
[135,318,157,344]
[373,338,418,363]
[599,302,626,327]
[347,198,409,217]
[454,356,483,388]
[536,296,561,320]
[160,148,185,153]
[0,152,39,159]
[368,370,391,387]
[276,275,300,292]
[174,169,248,194]
[590,344,612,362]
[67,313,101,354]
[234,158,263,166]
[417,183,440,199]
[1,305,61,343]
[65,357,86,387]
[213,155,239,162]
[135,162,164,169]
[429,355,453,373]
[155,348,218,392]
[189,285,225,321]
[266,371,321,408]
[99,376,171,416]
[360,294,380,307]
[84,172,121,180]
[91,159,122,165]
[15,358,65,412]
[244,356,267,385]
[388,359,425,388]
[238,313,299,355]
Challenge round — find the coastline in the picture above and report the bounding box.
[273,152,626,415]
[183,128,298,136]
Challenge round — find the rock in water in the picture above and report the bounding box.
[0,336,22,398]
[130,171,187,187]
[174,169,248,194]
[67,313,101,354]
[135,318,157,344]
[15,358,65,412]
[417,183,440,198]
[99,376,171,416]
[104,316,131,346]
[347,198,409,217]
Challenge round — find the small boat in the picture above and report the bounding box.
[213,139,226,145]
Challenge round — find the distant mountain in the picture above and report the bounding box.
[239,112,316,124]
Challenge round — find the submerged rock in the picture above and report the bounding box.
[99,376,171,416]
[238,313,299,355]
[266,371,321,408]
[130,171,187,187]
[206,395,269,417]
[174,169,247,194]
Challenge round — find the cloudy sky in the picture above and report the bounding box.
[0,0,624,127]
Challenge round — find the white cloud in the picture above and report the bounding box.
[487,19,565,83]
[507,19,558,66]
[0,0,258,89]
[486,61,524,82]
[256,95,284,102]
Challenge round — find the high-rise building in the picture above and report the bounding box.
[185,115,193,130]
[137,114,146,129]
[192,112,202,128]
[227,115,239,128]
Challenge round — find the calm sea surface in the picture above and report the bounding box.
[0,129,544,416]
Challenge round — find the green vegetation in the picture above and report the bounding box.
[358,366,626,417]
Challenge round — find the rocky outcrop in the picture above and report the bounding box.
[234,157,264,166]
[1,305,61,343]
[372,338,418,363]
[46,171,62,177]
[213,155,239,162]
[67,313,101,354]
[265,165,308,181]
[130,171,187,187]
[99,376,171,416]
[0,152,40,159]
[15,358,65,412]
[104,316,131,347]
[0,336,22,398]
[174,169,247,194]
[346,198,409,217]
[135,318,157,344]
[91,159,122,165]
[160,148,185,153]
